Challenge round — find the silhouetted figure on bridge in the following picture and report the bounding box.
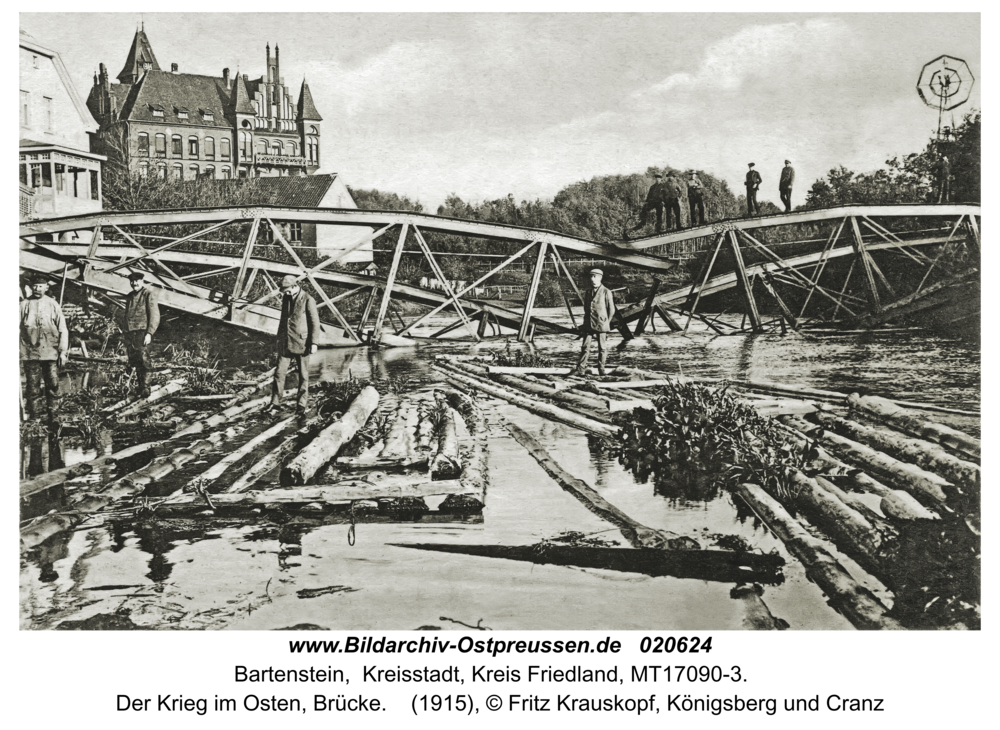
[779,160,795,212]
[664,173,684,229]
[633,173,667,234]
[936,155,951,203]
[687,171,706,227]
[745,163,762,217]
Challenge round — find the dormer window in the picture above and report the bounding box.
[150,103,164,118]
[201,109,214,122]
[143,62,153,71]
[176,106,189,120]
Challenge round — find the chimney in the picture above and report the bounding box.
[223,68,230,88]
[171,63,179,73]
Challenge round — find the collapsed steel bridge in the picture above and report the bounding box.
[19,203,980,345]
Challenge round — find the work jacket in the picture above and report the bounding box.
[20,294,69,361]
[123,287,160,335]
[780,166,795,189]
[276,289,321,355]
[581,285,616,333]
[745,170,762,189]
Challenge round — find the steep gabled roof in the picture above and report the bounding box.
[179,175,340,208]
[296,79,322,121]
[118,70,235,128]
[231,73,256,116]
[117,28,161,83]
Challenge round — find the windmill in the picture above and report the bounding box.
[916,55,974,144]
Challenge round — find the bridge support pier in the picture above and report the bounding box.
[518,240,548,342]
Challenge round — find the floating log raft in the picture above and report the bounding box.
[430,394,462,480]
[847,394,980,461]
[281,386,381,486]
[732,483,903,630]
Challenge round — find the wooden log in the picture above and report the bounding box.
[730,585,788,630]
[781,415,951,504]
[173,394,233,402]
[772,420,937,522]
[222,367,277,408]
[505,420,674,549]
[281,386,380,486]
[432,363,617,439]
[732,483,904,630]
[848,394,980,461]
[377,398,421,463]
[450,361,614,423]
[224,415,325,493]
[101,378,187,415]
[21,430,233,550]
[430,395,462,480]
[173,395,271,438]
[814,411,979,490]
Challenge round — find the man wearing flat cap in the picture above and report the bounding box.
[745,162,762,217]
[122,271,159,398]
[270,275,320,413]
[572,268,616,377]
[20,275,69,418]
[779,159,795,213]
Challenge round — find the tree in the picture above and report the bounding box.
[348,187,425,213]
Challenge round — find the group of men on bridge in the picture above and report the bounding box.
[631,160,797,236]
[20,269,319,420]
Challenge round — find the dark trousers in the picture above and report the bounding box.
[937,178,951,203]
[780,185,792,212]
[23,360,59,417]
[746,187,760,216]
[575,332,608,373]
[665,198,681,229]
[273,350,310,409]
[688,192,705,226]
[125,330,152,390]
[637,202,665,232]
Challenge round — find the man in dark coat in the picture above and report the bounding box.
[936,154,951,203]
[122,271,160,398]
[20,276,69,418]
[745,162,762,217]
[663,173,684,230]
[270,275,320,412]
[686,171,706,226]
[633,173,667,234]
[572,268,616,377]
[779,159,795,212]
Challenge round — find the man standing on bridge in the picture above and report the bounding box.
[687,171,706,227]
[779,160,795,213]
[745,163,762,217]
[572,268,616,377]
[632,173,667,235]
[20,275,69,419]
[936,154,951,203]
[664,172,684,230]
[269,275,320,414]
[122,271,159,399]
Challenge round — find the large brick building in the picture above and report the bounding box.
[87,26,322,182]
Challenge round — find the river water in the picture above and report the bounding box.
[19,311,979,631]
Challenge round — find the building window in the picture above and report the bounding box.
[288,222,303,243]
[151,104,164,117]
[155,133,166,158]
[90,170,100,200]
[137,132,150,156]
[55,164,65,194]
[20,164,28,186]
[272,141,281,156]
[221,138,231,160]
[188,136,199,157]
[176,107,188,119]
[189,164,199,179]
[201,109,214,122]
[239,131,252,160]
[138,161,149,177]
[31,163,51,189]
[20,90,30,126]
[156,163,166,179]
[172,163,183,181]
[205,137,215,160]
[307,137,319,165]
[259,139,268,155]
[43,97,53,132]
[172,135,183,157]
[221,166,231,179]
[204,165,215,179]
[288,141,297,156]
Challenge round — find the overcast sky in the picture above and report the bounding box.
[21,12,980,211]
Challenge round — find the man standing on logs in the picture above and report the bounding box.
[269,275,320,414]
[122,271,159,399]
[20,275,69,419]
[745,162,762,217]
[779,159,795,212]
[572,268,616,377]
